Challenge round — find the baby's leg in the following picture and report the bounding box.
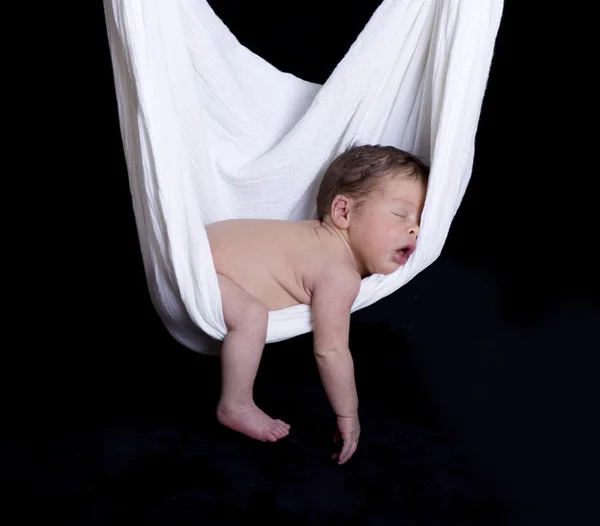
[216,274,290,442]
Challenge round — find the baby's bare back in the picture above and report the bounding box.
[206,218,335,311]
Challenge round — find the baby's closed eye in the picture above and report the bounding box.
[393,210,408,219]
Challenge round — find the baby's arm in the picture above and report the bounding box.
[311,267,361,463]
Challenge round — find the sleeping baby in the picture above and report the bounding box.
[206,144,429,464]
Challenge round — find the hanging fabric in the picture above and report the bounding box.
[102,0,504,355]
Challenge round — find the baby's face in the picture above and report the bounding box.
[349,175,426,276]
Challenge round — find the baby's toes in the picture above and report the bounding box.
[275,419,290,430]
[272,425,287,439]
[265,430,279,442]
[280,424,290,437]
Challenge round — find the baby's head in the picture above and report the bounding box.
[317,144,429,276]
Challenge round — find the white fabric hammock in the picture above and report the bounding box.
[103,0,503,355]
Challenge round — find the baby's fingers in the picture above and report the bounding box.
[338,439,358,464]
[337,437,357,465]
[337,442,351,464]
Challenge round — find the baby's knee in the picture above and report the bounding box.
[217,273,268,332]
[241,300,268,331]
[223,295,267,333]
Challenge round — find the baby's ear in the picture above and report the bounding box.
[330,194,352,229]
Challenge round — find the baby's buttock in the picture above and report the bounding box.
[206,219,317,311]
[220,265,309,311]
[210,248,310,311]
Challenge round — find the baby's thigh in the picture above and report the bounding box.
[217,274,268,333]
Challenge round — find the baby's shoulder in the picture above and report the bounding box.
[301,253,361,296]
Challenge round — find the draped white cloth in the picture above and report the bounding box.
[102,0,504,354]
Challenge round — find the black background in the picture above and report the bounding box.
[6,1,598,525]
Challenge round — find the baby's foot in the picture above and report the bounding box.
[217,401,290,442]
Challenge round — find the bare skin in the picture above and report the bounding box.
[206,174,426,462]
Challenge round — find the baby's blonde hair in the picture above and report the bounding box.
[316,144,429,220]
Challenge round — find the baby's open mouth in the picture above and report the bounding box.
[394,243,415,264]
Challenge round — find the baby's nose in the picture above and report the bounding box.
[407,223,419,237]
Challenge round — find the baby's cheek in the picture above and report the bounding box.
[377,227,394,245]
[365,230,383,248]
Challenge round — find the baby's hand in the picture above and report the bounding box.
[332,414,360,465]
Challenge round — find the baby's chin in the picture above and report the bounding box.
[372,260,404,276]
[363,253,411,276]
